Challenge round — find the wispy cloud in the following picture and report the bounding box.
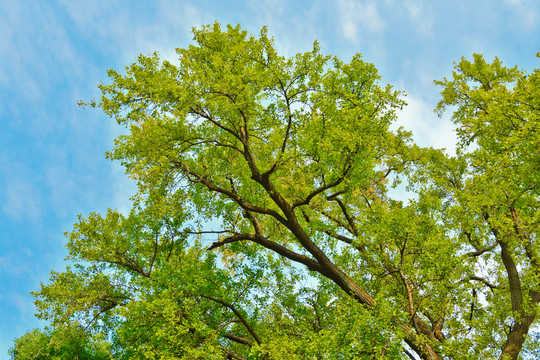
[503,0,538,28]
[0,2,81,102]
[2,170,43,222]
[404,0,433,34]
[58,0,208,65]
[336,0,385,42]
[0,249,37,278]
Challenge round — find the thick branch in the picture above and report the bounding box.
[183,106,441,358]
[399,268,416,320]
[500,290,540,360]
[469,276,504,290]
[207,232,324,274]
[500,241,524,310]
[403,329,441,360]
[224,333,253,346]
[207,234,255,251]
[200,294,262,346]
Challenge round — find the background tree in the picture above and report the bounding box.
[429,54,540,358]
[21,24,539,359]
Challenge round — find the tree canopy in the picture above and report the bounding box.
[9,325,112,360]
[17,24,539,360]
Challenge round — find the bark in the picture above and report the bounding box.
[492,211,540,359]
[499,290,540,360]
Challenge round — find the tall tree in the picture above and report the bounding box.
[25,24,538,359]
[430,54,540,359]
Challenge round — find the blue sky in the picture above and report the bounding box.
[0,0,538,355]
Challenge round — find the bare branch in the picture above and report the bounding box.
[110,254,150,278]
[399,268,416,319]
[404,348,417,360]
[184,230,234,235]
[243,210,263,235]
[324,230,355,245]
[317,207,351,231]
[148,233,159,276]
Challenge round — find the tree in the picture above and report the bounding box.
[25,24,538,359]
[430,54,540,358]
[9,324,113,360]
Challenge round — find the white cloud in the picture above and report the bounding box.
[246,0,320,57]
[57,0,110,28]
[393,93,457,155]
[404,0,433,34]
[404,1,421,18]
[49,1,209,218]
[337,0,385,42]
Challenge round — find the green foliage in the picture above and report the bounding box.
[9,325,112,360]
[16,24,539,360]
[429,53,540,358]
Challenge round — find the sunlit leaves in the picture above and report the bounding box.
[21,24,540,360]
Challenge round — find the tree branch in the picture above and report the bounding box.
[465,242,498,257]
[223,349,248,360]
[483,212,524,313]
[510,206,540,276]
[190,106,243,142]
[469,276,504,290]
[329,196,358,236]
[207,234,255,251]
[172,159,288,226]
[292,176,347,208]
[207,232,324,274]
[200,294,262,346]
[223,333,253,346]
